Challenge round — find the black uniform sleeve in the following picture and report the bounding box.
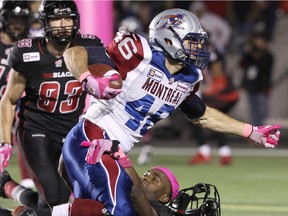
[150,201,174,216]
[8,43,25,73]
[86,46,116,68]
[74,33,104,47]
[179,94,206,120]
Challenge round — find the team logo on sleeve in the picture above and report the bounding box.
[55,59,63,68]
[23,52,40,62]
[176,82,189,93]
[148,68,163,82]
[18,39,32,48]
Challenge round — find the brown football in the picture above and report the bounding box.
[88,63,123,89]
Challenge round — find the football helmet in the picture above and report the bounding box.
[38,0,80,44]
[169,183,221,216]
[0,1,32,41]
[149,8,210,70]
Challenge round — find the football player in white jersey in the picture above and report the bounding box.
[59,8,280,216]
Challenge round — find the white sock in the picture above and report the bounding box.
[52,203,71,216]
[218,145,231,157]
[12,185,28,205]
[198,144,211,157]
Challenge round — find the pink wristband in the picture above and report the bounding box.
[243,123,253,138]
[118,156,133,168]
[113,146,126,159]
[79,71,91,83]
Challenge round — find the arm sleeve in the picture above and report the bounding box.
[8,44,25,73]
[85,46,116,68]
[179,94,206,120]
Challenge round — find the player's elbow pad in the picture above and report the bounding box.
[179,94,206,120]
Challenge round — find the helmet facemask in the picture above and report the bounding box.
[172,27,210,70]
[38,1,80,44]
[169,183,221,216]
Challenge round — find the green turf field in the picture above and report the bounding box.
[1,150,288,215]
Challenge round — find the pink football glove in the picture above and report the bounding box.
[82,75,122,99]
[0,143,12,173]
[248,125,281,148]
[81,139,132,167]
[81,139,113,164]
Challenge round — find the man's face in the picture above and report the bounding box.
[48,16,73,38]
[141,169,171,203]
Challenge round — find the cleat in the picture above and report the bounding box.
[188,152,212,165]
[0,170,12,198]
[219,156,232,166]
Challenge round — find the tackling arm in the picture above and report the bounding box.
[125,167,159,216]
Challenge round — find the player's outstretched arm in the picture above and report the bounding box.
[190,106,280,148]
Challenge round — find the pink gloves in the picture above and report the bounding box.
[81,74,122,100]
[0,143,12,173]
[81,139,113,164]
[81,139,132,168]
[247,125,281,148]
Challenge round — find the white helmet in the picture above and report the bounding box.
[149,8,210,69]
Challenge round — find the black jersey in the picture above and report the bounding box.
[0,40,13,99]
[150,200,174,216]
[8,33,103,142]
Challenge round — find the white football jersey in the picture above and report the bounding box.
[84,31,203,152]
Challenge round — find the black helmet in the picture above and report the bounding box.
[169,183,221,216]
[0,1,32,41]
[38,0,80,44]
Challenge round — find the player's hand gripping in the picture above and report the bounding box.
[0,143,12,173]
[248,125,281,148]
[81,74,122,99]
[81,139,132,168]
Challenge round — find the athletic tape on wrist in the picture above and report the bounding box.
[243,123,253,138]
[79,71,91,83]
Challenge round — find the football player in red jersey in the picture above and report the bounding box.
[0,0,118,211]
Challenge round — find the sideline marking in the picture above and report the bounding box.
[222,204,288,212]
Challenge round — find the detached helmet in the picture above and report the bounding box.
[169,183,221,216]
[0,1,32,41]
[149,8,210,70]
[38,0,80,44]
